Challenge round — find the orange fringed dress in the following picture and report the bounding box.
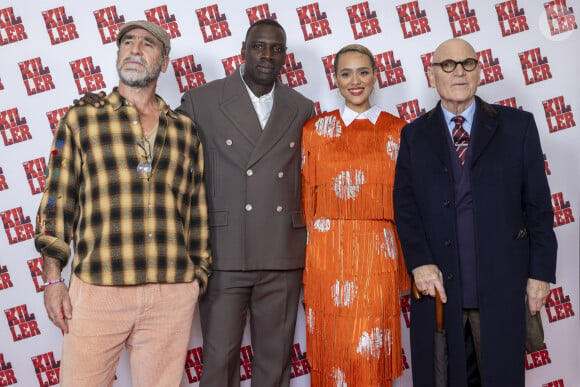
[301,109,410,386]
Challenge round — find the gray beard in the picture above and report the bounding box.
[117,56,163,88]
[118,69,158,87]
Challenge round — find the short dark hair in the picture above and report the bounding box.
[244,19,286,41]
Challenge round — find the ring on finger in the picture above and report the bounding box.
[422,289,429,295]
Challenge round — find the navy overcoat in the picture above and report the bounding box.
[394,97,557,387]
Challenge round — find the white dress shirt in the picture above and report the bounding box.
[240,65,275,129]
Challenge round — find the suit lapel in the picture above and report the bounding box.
[248,83,297,167]
[469,100,498,167]
[219,72,262,145]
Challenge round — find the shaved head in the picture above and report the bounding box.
[433,38,477,63]
[428,38,481,114]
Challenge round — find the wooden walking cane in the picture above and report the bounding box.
[412,282,444,333]
[411,281,448,386]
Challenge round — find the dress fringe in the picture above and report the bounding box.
[302,111,409,386]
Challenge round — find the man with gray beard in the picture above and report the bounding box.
[35,21,210,387]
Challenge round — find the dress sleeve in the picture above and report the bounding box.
[301,120,317,229]
[389,115,411,291]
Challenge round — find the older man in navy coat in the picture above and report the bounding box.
[394,38,557,386]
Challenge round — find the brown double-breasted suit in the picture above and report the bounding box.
[178,70,314,386]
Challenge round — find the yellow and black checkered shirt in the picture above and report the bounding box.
[35,89,211,292]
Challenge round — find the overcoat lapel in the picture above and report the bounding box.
[426,104,453,170]
[469,100,498,167]
[248,83,298,167]
[219,73,263,145]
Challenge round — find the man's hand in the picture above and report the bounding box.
[44,282,72,333]
[527,278,550,316]
[72,90,106,107]
[412,264,447,303]
[42,255,72,333]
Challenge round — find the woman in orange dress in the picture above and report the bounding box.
[301,44,410,386]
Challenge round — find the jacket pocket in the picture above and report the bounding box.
[209,210,228,227]
[291,212,306,228]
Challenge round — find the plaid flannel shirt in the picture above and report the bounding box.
[35,88,211,292]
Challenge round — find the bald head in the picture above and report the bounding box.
[433,38,477,63]
[428,38,481,114]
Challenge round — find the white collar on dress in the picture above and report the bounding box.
[340,105,381,126]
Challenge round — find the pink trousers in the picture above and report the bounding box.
[60,274,199,387]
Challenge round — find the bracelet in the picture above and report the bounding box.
[43,278,65,287]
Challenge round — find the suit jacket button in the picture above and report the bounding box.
[443,167,449,173]
[289,141,296,148]
[444,240,452,247]
[246,169,254,176]
[278,171,284,178]
[443,200,450,207]
[245,204,253,211]
[447,273,454,280]
[225,139,233,146]
[276,206,283,212]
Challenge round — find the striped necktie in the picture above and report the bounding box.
[451,116,469,165]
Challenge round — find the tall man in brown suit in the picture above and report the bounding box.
[178,19,314,386]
